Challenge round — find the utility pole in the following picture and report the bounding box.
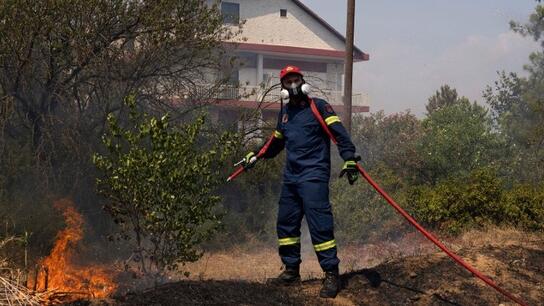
[343,0,355,133]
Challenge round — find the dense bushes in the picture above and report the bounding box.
[501,183,544,231]
[407,167,544,234]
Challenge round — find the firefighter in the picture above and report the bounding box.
[241,65,359,298]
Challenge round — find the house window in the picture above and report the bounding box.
[280,9,287,17]
[222,2,240,24]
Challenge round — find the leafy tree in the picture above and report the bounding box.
[483,72,540,183]
[483,6,544,183]
[521,54,544,168]
[510,4,544,48]
[0,0,236,190]
[483,72,524,123]
[426,85,469,115]
[93,97,236,273]
[510,4,544,149]
[418,98,501,184]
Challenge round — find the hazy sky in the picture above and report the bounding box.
[301,0,540,116]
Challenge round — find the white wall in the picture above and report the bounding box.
[224,0,345,51]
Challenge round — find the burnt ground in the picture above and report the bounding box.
[331,243,543,306]
[69,229,543,306]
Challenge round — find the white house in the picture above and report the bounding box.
[208,0,369,123]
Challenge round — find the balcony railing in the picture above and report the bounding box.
[192,85,370,108]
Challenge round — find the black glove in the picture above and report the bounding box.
[240,151,258,169]
[339,155,361,185]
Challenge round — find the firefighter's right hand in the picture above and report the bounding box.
[238,151,258,169]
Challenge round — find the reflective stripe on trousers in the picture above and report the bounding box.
[276,180,339,271]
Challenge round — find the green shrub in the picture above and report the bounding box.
[93,97,236,272]
[407,167,544,234]
[502,184,544,230]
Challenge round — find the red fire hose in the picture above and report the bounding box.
[356,164,527,306]
[227,99,528,305]
[226,166,244,182]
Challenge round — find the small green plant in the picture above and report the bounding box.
[93,96,236,273]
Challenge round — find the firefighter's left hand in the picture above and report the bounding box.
[339,156,361,185]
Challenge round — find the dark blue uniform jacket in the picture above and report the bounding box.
[259,97,356,183]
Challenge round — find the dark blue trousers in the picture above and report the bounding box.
[277,180,339,272]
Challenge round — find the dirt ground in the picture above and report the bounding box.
[180,232,434,283]
[69,228,543,305]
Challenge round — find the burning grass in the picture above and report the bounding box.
[28,198,117,303]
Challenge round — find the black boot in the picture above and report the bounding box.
[268,266,301,286]
[320,269,339,298]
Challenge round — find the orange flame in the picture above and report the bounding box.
[34,199,117,299]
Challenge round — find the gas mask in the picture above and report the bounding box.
[280,82,311,101]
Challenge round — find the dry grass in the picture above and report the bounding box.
[182,231,435,282]
[0,274,45,306]
[0,268,48,306]
[83,226,543,305]
[181,226,541,285]
[455,227,544,304]
[458,226,542,249]
[0,236,45,305]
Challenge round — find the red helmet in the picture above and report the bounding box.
[280,65,303,80]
